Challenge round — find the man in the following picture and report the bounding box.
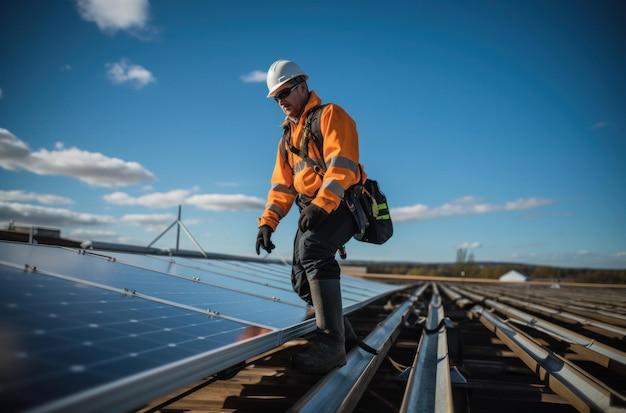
[255,59,365,374]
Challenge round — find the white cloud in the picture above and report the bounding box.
[68,228,118,240]
[104,187,265,211]
[0,128,30,161]
[391,196,554,222]
[76,0,150,33]
[185,194,265,211]
[0,129,155,187]
[121,213,176,231]
[106,59,155,88]
[241,70,267,83]
[457,241,481,250]
[0,201,115,227]
[104,189,191,208]
[0,190,73,205]
[503,198,553,210]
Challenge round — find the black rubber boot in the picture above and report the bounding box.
[291,279,346,374]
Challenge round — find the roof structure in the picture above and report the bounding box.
[3,239,626,413]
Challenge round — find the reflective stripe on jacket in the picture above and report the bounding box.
[258,91,364,230]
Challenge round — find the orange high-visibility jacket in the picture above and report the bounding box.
[258,91,365,230]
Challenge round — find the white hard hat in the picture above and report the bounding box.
[266,60,308,98]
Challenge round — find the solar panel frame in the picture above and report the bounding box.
[0,243,310,328]
[0,240,405,413]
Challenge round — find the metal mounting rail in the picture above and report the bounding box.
[488,299,626,375]
[288,284,429,413]
[469,305,626,413]
[400,283,452,413]
[438,283,472,309]
[444,284,626,374]
[497,295,626,341]
[501,289,626,328]
[450,284,626,341]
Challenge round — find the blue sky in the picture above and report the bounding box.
[1,0,625,269]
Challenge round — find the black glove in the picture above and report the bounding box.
[255,225,275,255]
[298,204,329,232]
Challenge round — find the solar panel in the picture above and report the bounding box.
[0,241,402,412]
[0,264,268,412]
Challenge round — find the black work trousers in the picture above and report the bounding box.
[291,200,357,306]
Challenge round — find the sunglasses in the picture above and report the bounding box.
[274,81,302,101]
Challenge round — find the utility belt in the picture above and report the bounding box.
[295,193,315,211]
[295,185,363,229]
[296,190,353,260]
[295,187,356,213]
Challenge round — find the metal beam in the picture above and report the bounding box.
[400,283,453,413]
[288,284,429,413]
[470,305,626,413]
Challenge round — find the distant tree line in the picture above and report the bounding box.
[350,260,626,284]
[350,247,626,284]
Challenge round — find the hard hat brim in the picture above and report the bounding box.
[266,74,308,98]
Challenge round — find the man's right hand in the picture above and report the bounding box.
[255,225,275,255]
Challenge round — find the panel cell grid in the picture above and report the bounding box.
[0,265,264,412]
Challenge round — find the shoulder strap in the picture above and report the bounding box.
[280,125,291,169]
[279,104,365,185]
[304,104,327,161]
[280,104,328,176]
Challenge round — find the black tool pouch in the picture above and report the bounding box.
[343,175,394,245]
[354,179,393,245]
[344,184,370,237]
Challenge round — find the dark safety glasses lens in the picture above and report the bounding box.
[274,82,300,101]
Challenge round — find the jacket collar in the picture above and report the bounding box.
[281,91,322,127]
